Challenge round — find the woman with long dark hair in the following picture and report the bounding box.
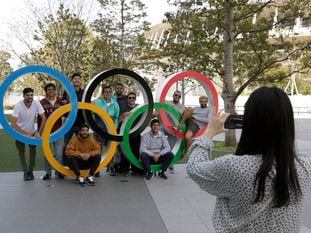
[187,87,311,233]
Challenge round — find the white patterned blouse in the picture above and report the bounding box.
[186,135,311,233]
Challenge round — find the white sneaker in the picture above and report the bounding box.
[86,176,95,186]
[78,176,85,186]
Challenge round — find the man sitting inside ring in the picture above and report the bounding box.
[65,124,101,186]
[139,118,174,180]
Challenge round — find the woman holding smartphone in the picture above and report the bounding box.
[187,86,311,233]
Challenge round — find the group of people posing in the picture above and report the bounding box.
[9,71,311,231]
[10,72,212,186]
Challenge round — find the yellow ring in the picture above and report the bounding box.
[42,102,118,177]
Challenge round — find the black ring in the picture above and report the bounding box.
[82,68,154,142]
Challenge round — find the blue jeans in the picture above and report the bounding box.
[44,137,64,175]
[140,152,174,173]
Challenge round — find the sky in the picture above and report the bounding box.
[0,0,171,68]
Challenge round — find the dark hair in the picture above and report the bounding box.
[79,124,89,131]
[23,87,34,95]
[102,85,112,92]
[150,118,160,126]
[127,92,136,98]
[235,86,300,207]
[44,83,56,92]
[173,90,181,95]
[71,72,81,79]
[115,82,124,87]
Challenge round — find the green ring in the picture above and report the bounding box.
[121,102,185,172]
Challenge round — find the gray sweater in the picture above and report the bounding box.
[192,106,212,128]
[139,131,171,156]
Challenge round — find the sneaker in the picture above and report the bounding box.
[78,176,85,186]
[23,172,30,181]
[159,172,168,180]
[86,176,95,186]
[94,172,101,177]
[55,172,65,180]
[27,171,34,180]
[122,172,129,177]
[42,174,51,181]
[169,166,175,174]
[109,167,116,176]
[145,172,153,180]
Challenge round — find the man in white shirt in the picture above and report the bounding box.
[11,87,46,181]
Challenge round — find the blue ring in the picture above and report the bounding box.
[0,66,78,145]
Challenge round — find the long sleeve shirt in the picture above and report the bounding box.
[192,106,212,128]
[186,135,311,233]
[94,98,120,126]
[65,134,101,157]
[139,131,171,156]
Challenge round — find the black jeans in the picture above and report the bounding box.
[140,152,174,173]
[15,140,36,174]
[67,155,101,177]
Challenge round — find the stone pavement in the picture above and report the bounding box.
[0,164,310,233]
[147,164,311,233]
[0,118,310,233]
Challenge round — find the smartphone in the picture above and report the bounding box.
[224,114,243,129]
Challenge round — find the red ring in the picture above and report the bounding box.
[159,71,218,138]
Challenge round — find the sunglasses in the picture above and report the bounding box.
[128,96,136,100]
[174,94,181,97]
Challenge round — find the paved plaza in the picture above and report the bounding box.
[0,118,310,233]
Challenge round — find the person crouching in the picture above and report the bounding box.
[65,124,101,186]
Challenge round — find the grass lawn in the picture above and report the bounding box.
[0,128,235,172]
[211,141,235,159]
[0,130,45,172]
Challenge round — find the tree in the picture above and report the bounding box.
[0,51,14,107]
[160,0,311,145]
[30,4,94,79]
[93,0,150,69]
[5,1,107,92]
[0,51,13,84]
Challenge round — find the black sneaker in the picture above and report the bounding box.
[86,176,95,186]
[42,174,51,181]
[159,172,168,180]
[109,167,116,176]
[122,172,129,177]
[27,171,34,180]
[57,173,65,179]
[94,172,100,177]
[145,172,153,180]
[78,176,85,186]
[23,172,30,181]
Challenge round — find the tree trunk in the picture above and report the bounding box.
[222,0,237,146]
[120,0,125,68]
[223,94,237,146]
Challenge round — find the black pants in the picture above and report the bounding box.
[140,152,174,173]
[67,155,101,177]
[15,140,36,174]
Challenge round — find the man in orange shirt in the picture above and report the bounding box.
[65,124,101,186]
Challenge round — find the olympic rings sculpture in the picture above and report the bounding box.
[0,66,218,176]
[0,66,78,145]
